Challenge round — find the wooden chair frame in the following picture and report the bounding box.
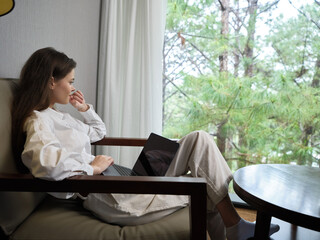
[0,137,207,240]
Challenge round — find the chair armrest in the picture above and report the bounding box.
[0,173,203,194]
[0,173,207,240]
[92,137,147,146]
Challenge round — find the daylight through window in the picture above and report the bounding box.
[162,0,320,172]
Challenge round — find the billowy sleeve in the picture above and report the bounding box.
[22,115,94,181]
[79,104,107,143]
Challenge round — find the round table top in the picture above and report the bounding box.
[233,164,320,231]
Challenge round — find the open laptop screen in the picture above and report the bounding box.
[132,133,180,176]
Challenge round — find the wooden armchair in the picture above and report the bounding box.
[0,78,207,240]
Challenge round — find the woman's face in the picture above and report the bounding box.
[50,69,75,107]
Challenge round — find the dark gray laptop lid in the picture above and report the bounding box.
[132,133,179,176]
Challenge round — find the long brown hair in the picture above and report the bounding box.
[11,47,77,172]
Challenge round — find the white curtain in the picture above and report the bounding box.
[96,0,167,167]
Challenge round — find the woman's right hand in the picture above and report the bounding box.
[90,155,114,175]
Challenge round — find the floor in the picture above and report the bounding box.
[236,207,256,222]
[207,208,320,240]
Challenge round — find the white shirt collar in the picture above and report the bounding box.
[42,107,64,119]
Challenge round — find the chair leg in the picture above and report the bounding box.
[190,193,207,240]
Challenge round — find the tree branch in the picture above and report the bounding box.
[164,35,179,59]
[164,90,178,103]
[226,86,241,114]
[163,74,190,99]
[271,43,289,72]
[225,157,255,164]
[174,31,215,40]
[187,56,204,75]
[229,11,246,31]
[288,0,320,30]
[258,0,280,15]
[166,60,185,78]
[217,0,225,11]
[227,136,242,152]
[186,38,212,63]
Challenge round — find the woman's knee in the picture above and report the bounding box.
[178,130,214,148]
[187,130,211,140]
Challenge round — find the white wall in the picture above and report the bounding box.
[0,0,101,114]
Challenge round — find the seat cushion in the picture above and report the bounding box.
[120,207,190,240]
[11,196,190,240]
[0,191,46,236]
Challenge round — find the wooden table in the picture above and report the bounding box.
[233,164,320,239]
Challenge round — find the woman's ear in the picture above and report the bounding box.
[49,77,55,89]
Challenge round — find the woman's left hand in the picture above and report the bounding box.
[69,90,89,112]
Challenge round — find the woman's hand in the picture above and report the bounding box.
[90,155,114,175]
[69,90,89,112]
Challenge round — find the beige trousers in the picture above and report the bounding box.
[84,131,232,239]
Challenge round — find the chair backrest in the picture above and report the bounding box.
[0,78,46,236]
[0,79,18,174]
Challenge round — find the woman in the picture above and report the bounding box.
[11,47,279,240]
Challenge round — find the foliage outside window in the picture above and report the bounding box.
[162,0,320,171]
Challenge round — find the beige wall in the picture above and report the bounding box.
[0,0,101,112]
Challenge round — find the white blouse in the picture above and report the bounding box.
[22,105,106,182]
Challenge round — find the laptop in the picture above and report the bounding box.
[102,133,179,176]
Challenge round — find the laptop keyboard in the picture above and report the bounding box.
[112,164,138,176]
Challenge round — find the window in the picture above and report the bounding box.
[162,0,320,172]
